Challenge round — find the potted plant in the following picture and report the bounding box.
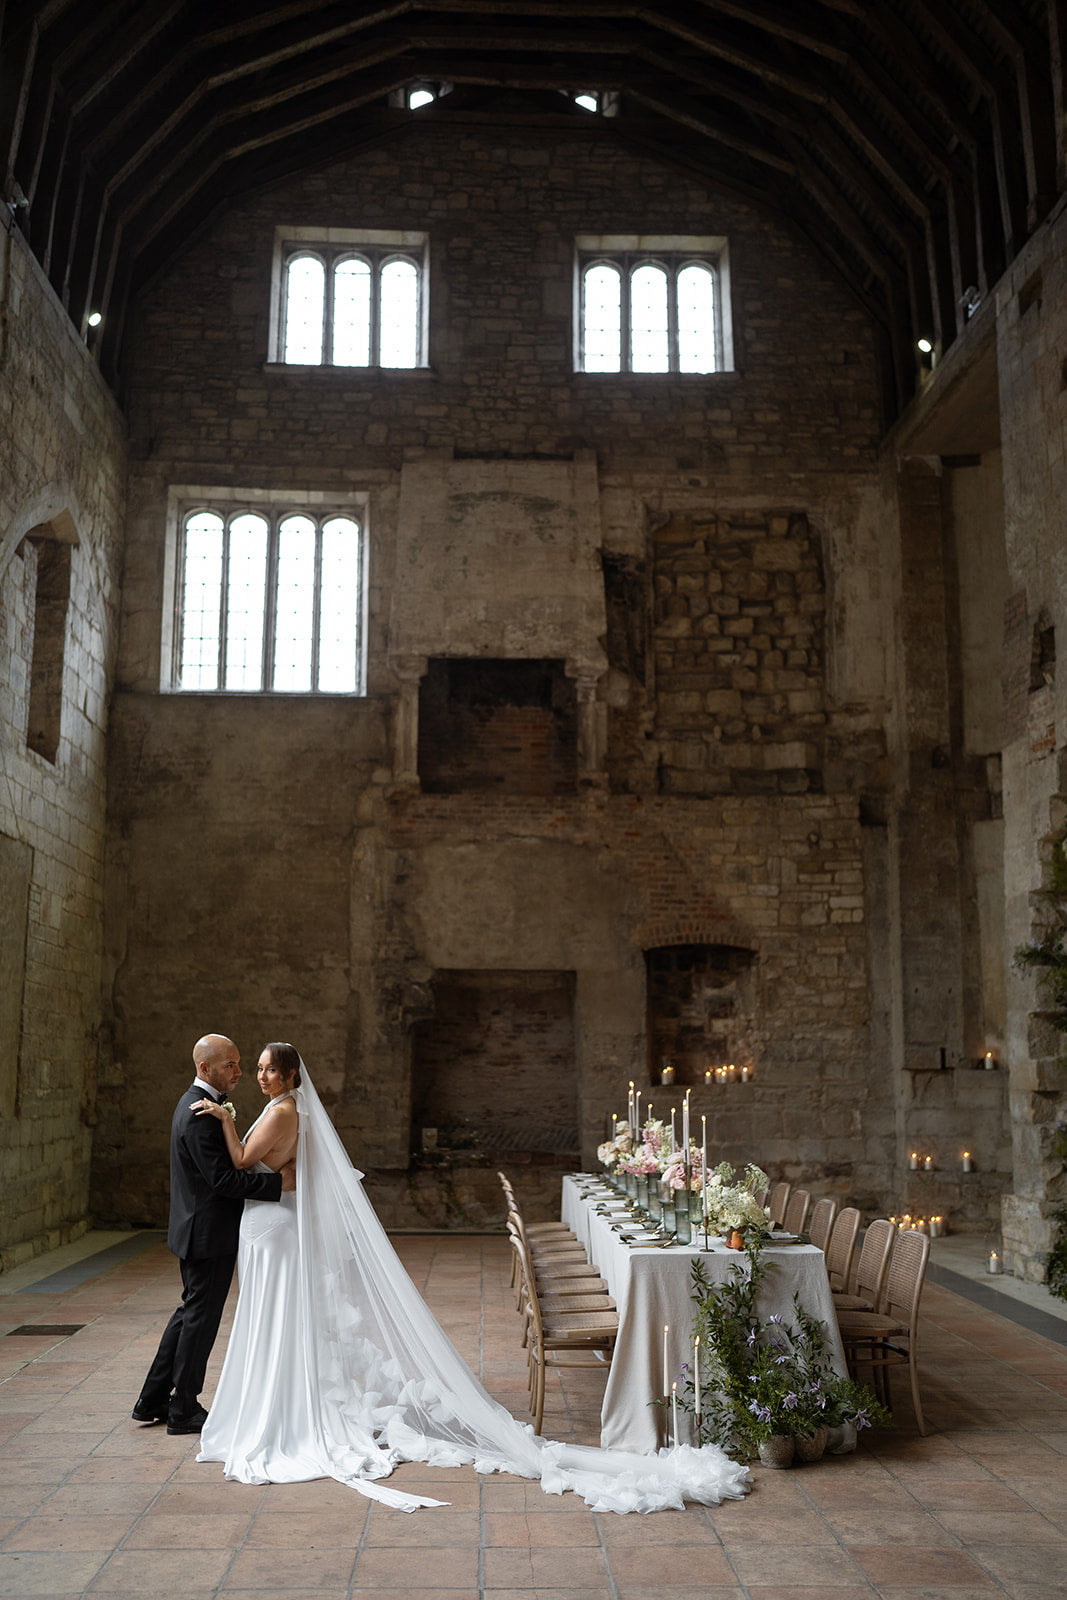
[674,1246,891,1466]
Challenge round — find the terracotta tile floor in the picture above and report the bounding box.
[2,1232,1067,1598]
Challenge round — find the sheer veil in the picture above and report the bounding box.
[232,1057,751,1513]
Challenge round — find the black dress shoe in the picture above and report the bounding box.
[131,1401,169,1424]
[166,1404,208,1435]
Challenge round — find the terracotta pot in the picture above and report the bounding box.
[794,1426,828,1463]
[757,1434,795,1469]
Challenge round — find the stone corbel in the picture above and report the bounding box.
[388,654,428,786]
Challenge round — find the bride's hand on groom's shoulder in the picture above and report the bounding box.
[191,1098,223,1118]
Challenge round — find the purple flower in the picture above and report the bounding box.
[783,1392,799,1410]
[745,1329,757,1348]
[748,1401,772,1424]
[774,1353,790,1365]
[768,1314,783,1325]
[854,1408,872,1430]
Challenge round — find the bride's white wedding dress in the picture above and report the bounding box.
[197,1063,750,1513]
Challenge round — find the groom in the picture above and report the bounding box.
[133,1032,295,1434]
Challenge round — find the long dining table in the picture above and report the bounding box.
[561,1173,849,1454]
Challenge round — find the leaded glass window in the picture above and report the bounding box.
[176,506,365,694]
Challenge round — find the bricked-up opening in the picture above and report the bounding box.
[26,538,71,763]
[417,659,577,795]
[646,943,757,1086]
[410,970,578,1157]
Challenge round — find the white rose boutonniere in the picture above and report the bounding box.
[220,1100,237,1122]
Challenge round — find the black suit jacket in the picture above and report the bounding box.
[167,1084,283,1259]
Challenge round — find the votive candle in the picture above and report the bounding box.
[988,1249,1002,1274]
[923,1154,934,1172]
[961,1151,973,1173]
[909,1152,919,1170]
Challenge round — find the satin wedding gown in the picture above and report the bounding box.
[197,1062,750,1513]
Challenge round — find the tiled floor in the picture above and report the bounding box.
[2,1232,1067,1599]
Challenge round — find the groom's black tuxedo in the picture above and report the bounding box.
[137,1082,283,1428]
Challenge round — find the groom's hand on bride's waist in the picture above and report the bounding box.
[280,1160,296,1192]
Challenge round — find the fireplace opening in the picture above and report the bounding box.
[645,943,757,1087]
[410,969,578,1158]
[417,658,577,795]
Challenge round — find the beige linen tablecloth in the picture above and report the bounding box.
[562,1174,849,1453]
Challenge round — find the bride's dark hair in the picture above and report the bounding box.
[264,1041,301,1086]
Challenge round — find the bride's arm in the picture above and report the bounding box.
[193,1098,297,1171]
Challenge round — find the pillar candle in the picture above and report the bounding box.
[988,1249,1002,1274]
[961,1151,973,1173]
[694,1335,701,1418]
[909,1152,919,1170]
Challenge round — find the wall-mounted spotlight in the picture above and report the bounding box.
[917,338,933,354]
[86,312,102,328]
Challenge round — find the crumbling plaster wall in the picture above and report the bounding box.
[102,118,996,1228]
[0,227,126,1264]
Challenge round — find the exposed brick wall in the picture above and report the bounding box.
[411,970,577,1141]
[417,658,577,795]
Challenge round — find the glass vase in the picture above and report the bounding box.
[674,1195,692,1245]
[661,1187,677,1235]
[625,1171,637,1200]
[647,1186,662,1224]
[635,1175,649,1212]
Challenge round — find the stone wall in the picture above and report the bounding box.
[995,196,1067,1279]
[0,226,127,1266]
[99,117,1013,1236]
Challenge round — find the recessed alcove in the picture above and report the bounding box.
[645,944,757,1086]
[417,658,577,795]
[410,969,578,1158]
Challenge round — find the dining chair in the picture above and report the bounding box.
[808,1196,838,1252]
[767,1181,792,1224]
[833,1217,895,1311]
[505,1215,608,1307]
[498,1171,578,1239]
[835,1226,930,1435]
[823,1206,860,1290]
[782,1188,811,1235]
[510,1231,617,1434]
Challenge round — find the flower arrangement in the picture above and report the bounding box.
[596,1123,633,1169]
[701,1161,772,1242]
[676,1246,891,1458]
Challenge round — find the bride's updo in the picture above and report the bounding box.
[264,1041,302,1087]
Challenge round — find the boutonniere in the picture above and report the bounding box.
[220,1100,237,1121]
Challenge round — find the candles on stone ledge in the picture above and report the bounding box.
[961,1151,973,1173]
[988,1248,1002,1274]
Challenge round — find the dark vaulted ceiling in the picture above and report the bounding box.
[2,0,1064,414]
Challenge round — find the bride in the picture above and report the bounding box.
[191,1041,750,1514]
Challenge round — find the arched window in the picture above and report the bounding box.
[279,238,424,368]
[380,259,419,367]
[577,244,724,373]
[332,257,372,366]
[582,262,621,371]
[630,263,669,372]
[283,255,325,364]
[177,505,365,694]
[677,263,717,373]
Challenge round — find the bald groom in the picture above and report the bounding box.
[133,1033,295,1434]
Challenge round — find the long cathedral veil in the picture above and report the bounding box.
[230,1058,751,1513]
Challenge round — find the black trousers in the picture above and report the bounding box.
[138,1253,236,1416]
